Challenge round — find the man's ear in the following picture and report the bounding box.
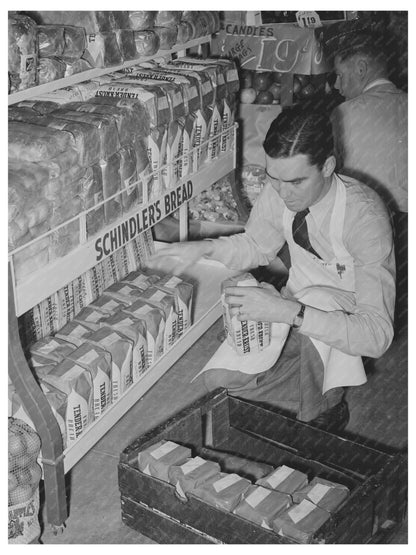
[322,155,336,177]
[356,57,368,79]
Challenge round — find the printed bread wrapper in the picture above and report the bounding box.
[103,311,148,381]
[121,302,162,367]
[66,343,112,419]
[221,273,271,355]
[256,465,309,496]
[146,124,168,201]
[86,326,133,402]
[72,274,88,315]
[119,144,138,213]
[104,281,144,305]
[122,269,161,290]
[55,320,92,347]
[85,264,106,305]
[139,286,177,351]
[95,80,168,128]
[292,477,350,513]
[166,60,215,109]
[137,440,192,483]
[56,281,76,329]
[155,275,193,338]
[191,472,252,513]
[207,101,223,162]
[220,95,235,155]
[177,114,195,179]
[190,108,209,173]
[100,253,123,290]
[74,306,109,331]
[233,485,292,529]
[29,336,77,367]
[162,119,183,190]
[200,447,274,482]
[90,293,130,315]
[168,456,221,500]
[272,499,331,544]
[40,358,94,444]
[113,246,131,280]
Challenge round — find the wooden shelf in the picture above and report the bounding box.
[8,36,211,105]
[62,254,237,472]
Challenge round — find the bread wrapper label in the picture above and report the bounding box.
[86,327,133,401]
[257,465,309,495]
[137,440,192,482]
[213,473,242,493]
[66,343,112,418]
[221,273,271,355]
[190,109,208,173]
[292,477,350,513]
[122,270,160,290]
[207,102,222,162]
[85,264,105,304]
[146,125,168,200]
[233,485,291,529]
[103,311,148,381]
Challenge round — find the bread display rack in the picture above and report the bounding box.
[8,34,238,533]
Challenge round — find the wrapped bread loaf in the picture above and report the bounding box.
[139,286,178,351]
[124,299,165,367]
[29,336,77,368]
[128,11,156,31]
[103,310,148,381]
[74,306,109,331]
[115,29,137,61]
[8,13,38,93]
[133,30,160,57]
[272,499,331,543]
[154,26,178,50]
[82,31,123,68]
[31,11,117,34]
[168,456,221,500]
[37,25,65,58]
[137,440,191,482]
[8,121,76,162]
[292,477,349,513]
[256,465,309,496]
[233,485,292,530]
[154,11,182,28]
[64,58,92,77]
[192,472,252,512]
[51,108,120,160]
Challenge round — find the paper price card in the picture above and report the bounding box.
[296,11,322,28]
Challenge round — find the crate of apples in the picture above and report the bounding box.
[8,417,42,506]
[239,70,283,105]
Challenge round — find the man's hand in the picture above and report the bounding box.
[146,240,213,274]
[224,282,301,325]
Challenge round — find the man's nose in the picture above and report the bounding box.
[277,182,291,199]
[334,75,341,91]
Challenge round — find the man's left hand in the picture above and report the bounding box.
[224,282,301,325]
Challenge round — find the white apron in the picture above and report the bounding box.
[194,175,367,394]
[283,173,366,393]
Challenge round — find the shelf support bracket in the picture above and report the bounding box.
[8,263,68,528]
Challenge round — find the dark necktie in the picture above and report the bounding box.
[292,208,322,259]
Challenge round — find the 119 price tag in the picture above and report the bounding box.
[296,11,322,28]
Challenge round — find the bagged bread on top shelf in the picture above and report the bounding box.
[176,21,193,45]
[30,11,118,34]
[16,100,60,115]
[82,31,123,68]
[154,26,178,50]
[119,144,139,213]
[110,11,131,30]
[115,29,137,61]
[154,11,182,28]
[8,13,38,93]
[132,30,160,57]
[63,58,92,76]
[128,11,156,31]
[37,25,65,58]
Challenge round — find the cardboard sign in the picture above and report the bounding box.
[211,24,329,74]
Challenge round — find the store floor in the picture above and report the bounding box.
[40,318,408,544]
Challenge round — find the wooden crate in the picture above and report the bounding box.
[118,389,407,544]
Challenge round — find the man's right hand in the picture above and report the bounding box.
[146,240,214,274]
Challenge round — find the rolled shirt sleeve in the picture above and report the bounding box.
[208,183,287,270]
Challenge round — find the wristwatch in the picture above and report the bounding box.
[292,303,306,329]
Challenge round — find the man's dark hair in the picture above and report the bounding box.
[263,105,334,169]
[333,30,387,71]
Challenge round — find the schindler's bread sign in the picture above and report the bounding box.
[221,273,271,355]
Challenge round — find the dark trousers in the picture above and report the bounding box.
[203,329,344,422]
[393,212,408,334]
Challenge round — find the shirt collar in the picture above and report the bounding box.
[363,78,392,93]
[308,174,337,228]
